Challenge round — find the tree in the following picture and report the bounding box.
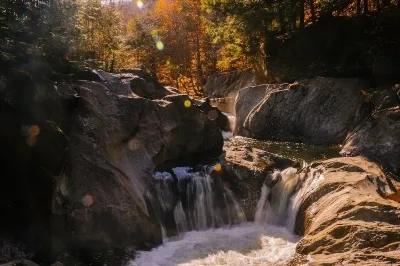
[0,0,80,68]
[357,0,362,14]
[75,0,122,71]
[364,0,369,12]
[309,0,317,22]
[300,0,305,28]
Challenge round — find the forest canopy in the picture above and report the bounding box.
[1,0,399,95]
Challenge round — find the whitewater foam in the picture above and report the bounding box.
[128,223,299,266]
[140,163,325,266]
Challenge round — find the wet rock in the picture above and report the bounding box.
[50,78,222,256]
[294,157,400,265]
[0,260,39,266]
[0,240,35,264]
[235,77,368,145]
[198,99,230,131]
[221,137,296,220]
[342,87,400,175]
[0,68,223,263]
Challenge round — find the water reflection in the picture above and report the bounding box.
[226,136,341,163]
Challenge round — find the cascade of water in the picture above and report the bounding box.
[287,166,325,231]
[173,201,188,235]
[221,112,236,139]
[222,112,236,132]
[255,168,300,225]
[224,187,247,224]
[254,184,270,224]
[133,164,322,266]
[255,166,325,230]
[190,173,223,230]
[153,165,246,239]
[154,172,176,212]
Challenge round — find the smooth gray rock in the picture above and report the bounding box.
[235,77,368,145]
[204,69,258,98]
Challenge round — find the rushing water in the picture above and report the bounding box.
[129,163,322,266]
[151,166,247,236]
[131,117,334,266]
[129,223,299,266]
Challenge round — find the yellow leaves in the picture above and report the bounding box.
[126,19,135,33]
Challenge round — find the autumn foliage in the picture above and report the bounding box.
[2,0,400,95]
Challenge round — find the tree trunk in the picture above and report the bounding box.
[363,0,369,13]
[381,0,391,9]
[300,0,305,28]
[309,0,316,23]
[195,34,202,92]
[356,0,361,15]
[110,53,115,73]
[291,0,297,30]
[375,0,381,11]
[278,5,286,33]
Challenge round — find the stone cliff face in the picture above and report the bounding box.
[204,69,259,99]
[222,144,400,265]
[294,157,400,265]
[233,77,399,175]
[235,77,368,145]
[0,68,223,263]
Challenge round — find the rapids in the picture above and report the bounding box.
[129,223,299,266]
[128,163,324,266]
[130,113,334,266]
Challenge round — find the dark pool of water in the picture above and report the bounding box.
[226,136,341,163]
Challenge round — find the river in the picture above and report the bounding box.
[128,110,340,266]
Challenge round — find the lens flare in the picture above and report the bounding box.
[156,41,164,50]
[214,163,222,172]
[151,29,159,38]
[82,195,94,207]
[207,110,219,120]
[29,125,40,136]
[237,212,245,218]
[136,0,144,9]
[184,100,191,108]
[128,139,138,151]
[26,136,37,147]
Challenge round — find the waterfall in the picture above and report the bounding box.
[154,172,176,212]
[255,168,300,225]
[152,165,247,239]
[173,201,188,235]
[255,166,325,230]
[131,164,327,266]
[222,112,236,132]
[222,112,236,139]
[287,166,325,231]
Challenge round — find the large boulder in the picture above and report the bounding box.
[235,77,368,145]
[0,69,223,263]
[221,137,296,220]
[117,68,174,99]
[204,69,258,98]
[294,157,400,265]
[342,87,400,175]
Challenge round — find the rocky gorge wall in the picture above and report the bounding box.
[232,77,399,175]
[220,138,400,265]
[0,68,225,264]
